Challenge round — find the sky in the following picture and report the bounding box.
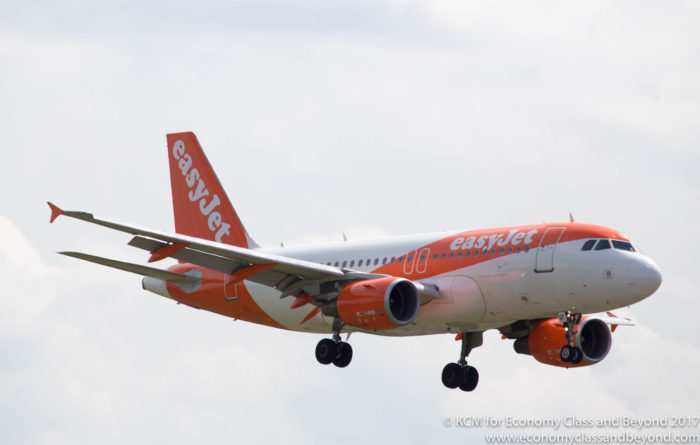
[1,1,699,443]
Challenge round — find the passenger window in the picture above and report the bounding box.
[507,247,513,254]
[433,253,438,260]
[466,250,471,257]
[524,246,530,253]
[398,257,403,264]
[358,259,363,267]
[441,252,446,260]
[474,250,480,257]
[374,258,379,265]
[420,254,426,261]
[390,257,395,263]
[595,240,611,250]
[457,251,463,258]
[449,252,454,259]
[499,248,504,255]
[516,246,521,253]
[334,261,339,267]
[382,257,388,264]
[612,240,635,252]
[581,240,596,251]
[342,261,347,267]
[406,256,412,263]
[349,260,355,267]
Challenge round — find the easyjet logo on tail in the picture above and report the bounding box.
[172,140,231,242]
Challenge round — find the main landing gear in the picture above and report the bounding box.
[558,311,583,364]
[315,320,353,368]
[442,332,483,392]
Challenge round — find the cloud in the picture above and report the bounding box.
[1,1,699,442]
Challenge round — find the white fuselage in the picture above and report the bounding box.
[239,226,662,336]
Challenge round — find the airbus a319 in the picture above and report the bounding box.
[49,132,662,392]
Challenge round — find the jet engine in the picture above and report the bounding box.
[513,317,612,368]
[324,277,420,330]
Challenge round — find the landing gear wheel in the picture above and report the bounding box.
[459,366,479,392]
[560,345,574,363]
[571,347,583,364]
[315,338,337,365]
[333,342,353,368]
[441,332,484,392]
[442,363,463,389]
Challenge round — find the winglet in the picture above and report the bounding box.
[48,202,63,223]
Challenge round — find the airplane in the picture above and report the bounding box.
[48,131,662,392]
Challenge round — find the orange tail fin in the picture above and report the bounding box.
[167,132,258,248]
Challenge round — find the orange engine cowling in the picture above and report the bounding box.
[513,317,612,368]
[331,277,420,330]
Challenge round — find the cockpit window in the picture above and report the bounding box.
[612,240,635,252]
[581,240,596,251]
[594,239,611,250]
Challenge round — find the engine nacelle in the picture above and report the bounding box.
[327,277,420,330]
[513,317,612,368]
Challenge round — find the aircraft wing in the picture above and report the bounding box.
[48,203,439,302]
[59,251,200,284]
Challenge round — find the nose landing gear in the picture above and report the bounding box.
[558,311,583,364]
[441,332,483,392]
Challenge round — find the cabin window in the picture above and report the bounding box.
[374,258,379,265]
[390,257,395,263]
[474,250,480,257]
[466,250,471,257]
[398,257,403,264]
[441,252,446,260]
[507,247,513,254]
[334,261,339,267]
[581,239,596,251]
[342,260,347,267]
[358,259,363,267]
[349,260,355,267]
[382,257,387,264]
[449,252,454,259]
[457,251,463,258]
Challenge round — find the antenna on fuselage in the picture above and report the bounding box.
[569,212,575,223]
[343,233,347,241]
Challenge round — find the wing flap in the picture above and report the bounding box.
[59,251,200,284]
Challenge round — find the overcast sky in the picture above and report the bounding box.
[2,1,699,443]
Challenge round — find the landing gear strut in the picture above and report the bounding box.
[315,319,353,368]
[558,311,583,364]
[442,332,482,392]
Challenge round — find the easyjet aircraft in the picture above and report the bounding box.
[49,132,662,392]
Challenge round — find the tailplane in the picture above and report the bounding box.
[167,132,258,248]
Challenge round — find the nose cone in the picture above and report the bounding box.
[635,259,662,298]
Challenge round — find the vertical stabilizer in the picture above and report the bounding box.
[166,132,258,248]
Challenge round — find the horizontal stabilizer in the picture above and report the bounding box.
[59,251,199,284]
